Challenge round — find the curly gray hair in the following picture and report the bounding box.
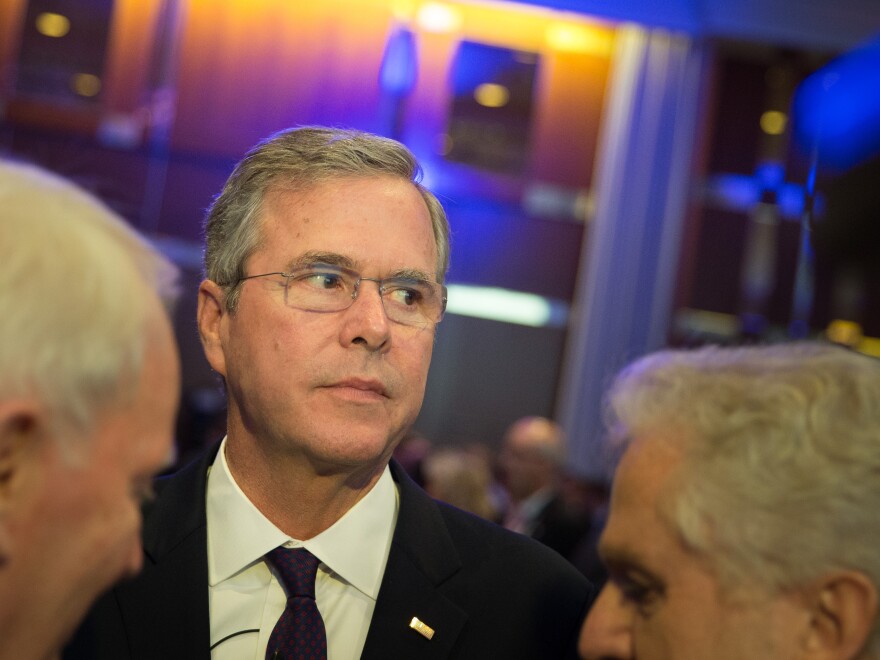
[606,342,880,657]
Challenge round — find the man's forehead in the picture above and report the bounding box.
[600,434,686,561]
[253,178,436,267]
[264,173,415,206]
[598,532,650,573]
[615,434,684,505]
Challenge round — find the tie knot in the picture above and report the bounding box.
[266,547,320,599]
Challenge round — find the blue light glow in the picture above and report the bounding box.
[705,173,760,209]
[379,26,418,96]
[776,183,806,218]
[755,161,785,190]
[793,36,880,170]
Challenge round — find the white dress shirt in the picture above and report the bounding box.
[206,437,399,659]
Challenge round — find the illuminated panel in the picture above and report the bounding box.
[14,0,114,103]
[445,284,569,328]
[445,40,539,173]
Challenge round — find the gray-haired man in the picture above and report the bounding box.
[69,127,592,659]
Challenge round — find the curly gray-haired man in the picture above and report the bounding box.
[580,341,880,660]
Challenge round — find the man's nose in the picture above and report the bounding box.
[342,278,391,350]
[578,583,634,659]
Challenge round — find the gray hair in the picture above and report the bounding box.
[204,126,450,311]
[605,342,880,656]
[0,159,179,434]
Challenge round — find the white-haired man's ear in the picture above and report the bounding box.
[0,400,44,565]
[803,570,878,660]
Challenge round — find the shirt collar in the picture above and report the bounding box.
[206,437,398,600]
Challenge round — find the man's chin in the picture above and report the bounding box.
[308,437,397,480]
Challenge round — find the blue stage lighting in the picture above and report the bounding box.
[793,35,880,170]
[379,27,418,97]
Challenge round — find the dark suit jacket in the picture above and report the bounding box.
[66,445,593,659]
[531,491,594,562]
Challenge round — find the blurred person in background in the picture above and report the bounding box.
[499,416,592,562]
[580,342,880,660]
[422,446,499,522]
[390,427,433,488]
[0,160,180,659]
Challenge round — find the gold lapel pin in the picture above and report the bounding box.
[409,616,435,640]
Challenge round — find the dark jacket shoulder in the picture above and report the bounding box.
[364,463,594,659]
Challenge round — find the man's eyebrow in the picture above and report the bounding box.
[387,268,435,283]
[285,253,435,283]
[599,542,661,581]
[285,252,354,271]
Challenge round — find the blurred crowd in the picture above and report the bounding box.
[393,416,609,585]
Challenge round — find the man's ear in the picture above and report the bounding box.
[0,400,43,563]
[197,279,229,378]
[0,400,42,500]
[802,570,878,660]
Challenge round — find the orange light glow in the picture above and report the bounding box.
[35,11,70,37]
[416,2,462,33]
[71,73,101,97]
[760,110,788,135]
[546,22,613,55]
[826,319,862,347]
[390,0,417,21]
[474,83,509,107]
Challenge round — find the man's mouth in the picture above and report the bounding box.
[325,377,389,400]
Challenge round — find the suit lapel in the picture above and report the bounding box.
[115,447,218,659]
[108,451,468,658]
[360,461,468,659]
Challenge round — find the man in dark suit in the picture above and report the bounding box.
[499,416,592,562]
[67,127,592,659]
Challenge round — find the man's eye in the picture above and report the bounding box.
[386,286,423,307]
[620,580,651,603]
[301,272,345,290]
[615,575,662,614]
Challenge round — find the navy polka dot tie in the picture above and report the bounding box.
[265,547,328,660]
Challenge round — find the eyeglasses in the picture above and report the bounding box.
[227,263,447,327]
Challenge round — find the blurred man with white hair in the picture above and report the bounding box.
[0,160,181,659]
[579,342,880,660]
